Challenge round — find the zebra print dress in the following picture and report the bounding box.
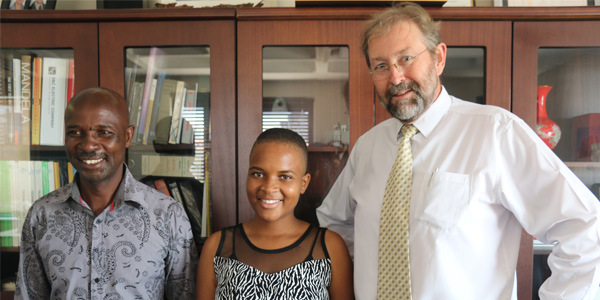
[213,224,332,299]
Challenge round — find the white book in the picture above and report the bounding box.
[32,161,43,202]
[12,58,22,144]
[142,78,158,145]
[180,87,197,144]
[8,161,18,246]
[168,81,186,144]
[40,57,69,146]
[15,161,31,246]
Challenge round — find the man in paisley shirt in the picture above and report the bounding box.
[15,87,198,300]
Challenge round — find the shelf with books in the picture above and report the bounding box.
[0,159,76,250]
[1,48,75,148]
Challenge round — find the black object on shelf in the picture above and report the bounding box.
[97,0,143,9]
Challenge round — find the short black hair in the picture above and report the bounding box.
[251,128,309,172]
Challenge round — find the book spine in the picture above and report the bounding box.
[137,47,161,143]
[53,161,60,190]
[31,57,43,145]
[0,161,12,247]
[153,179,171,197]
[5,54,14,145]
[142,78,157,145]
[167,180,183,203]
[66,59,75,103]
[20,55,32,145]
[147,71,166,145]
[41,161,49,196]
[12,58,22,145]
[67,161,75,183]
[168,81,186,144]
[180,88,198,144]
[40,58,68,146]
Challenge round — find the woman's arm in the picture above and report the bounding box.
[196,231,221,300]
[326,230,354,300]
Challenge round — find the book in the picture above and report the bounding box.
[66,59,75,103]
[147,71,167,145]
[53,161,60,190]
[0,54,6,98]
[166,179,184,204]
[154,79,178,145]
[31,57,43,145]
[67,161,75,183]
[137,47,164,143]
[0,161,12,247]
[4,54,14,144]
[153,178,171,197]
[142,78,157,145]
[58,160,69,187]
[41,161,50,196]
[180,87,198,144]
[177,179,204,246]
[131,82,144,144]
[126,54,140,101]
[12,57,21,144]
[168,81,186,144]
[141,154,194,177]
[40,57,69,146]
[8,161,18,246]
[0,96,10,145]
[32,161,43,201]
[15,161,32,246]
[20,54,33,146]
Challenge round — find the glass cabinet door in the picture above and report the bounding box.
[237,15,374,224]
[0,22,99,296]
[262,45,350,224]
[99,18,236,234]
[375,20,512,124]
[513,20,600,300]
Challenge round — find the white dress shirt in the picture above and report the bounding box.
[317,87,600,300]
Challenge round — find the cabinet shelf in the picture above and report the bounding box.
[0,247,19,253]
[308,145,347,153]
[564,161,600,168]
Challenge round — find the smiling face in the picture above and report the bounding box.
[368,20,446,124]
[64,88,133,187]
[246,140,311,224]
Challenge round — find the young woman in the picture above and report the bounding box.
[197,128,353,299]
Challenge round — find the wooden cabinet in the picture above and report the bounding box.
[98,15,237,231]
[513,19,600,300]
[0,19,99,298]
[1,6,600,299]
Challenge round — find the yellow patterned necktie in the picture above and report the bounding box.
[377,124,418,300]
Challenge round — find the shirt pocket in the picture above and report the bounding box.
[416,171,470,230]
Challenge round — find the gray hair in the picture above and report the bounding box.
[360,2,441,68]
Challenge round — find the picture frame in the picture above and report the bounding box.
[1,0,56,10]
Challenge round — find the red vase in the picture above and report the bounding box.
[535,85,561,149]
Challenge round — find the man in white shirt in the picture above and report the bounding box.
[316,3,600,299]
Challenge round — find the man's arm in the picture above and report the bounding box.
[164,202,198,300]
[316,150,357,256]
[15,208,51,300]
[498,118,600,299]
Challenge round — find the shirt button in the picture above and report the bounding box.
[95,278,100,283]
[96,219,102,224]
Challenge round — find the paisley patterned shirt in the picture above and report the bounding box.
[15,165,198,300]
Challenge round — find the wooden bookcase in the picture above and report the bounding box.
[2,6,600,300]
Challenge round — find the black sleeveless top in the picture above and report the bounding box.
[213,224,332,299]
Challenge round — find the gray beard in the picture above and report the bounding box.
[379,81,427,123]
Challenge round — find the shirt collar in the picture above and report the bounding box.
[48,164,148,210]
[403,86,451,140]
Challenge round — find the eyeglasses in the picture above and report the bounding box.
[369,48,430,81]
